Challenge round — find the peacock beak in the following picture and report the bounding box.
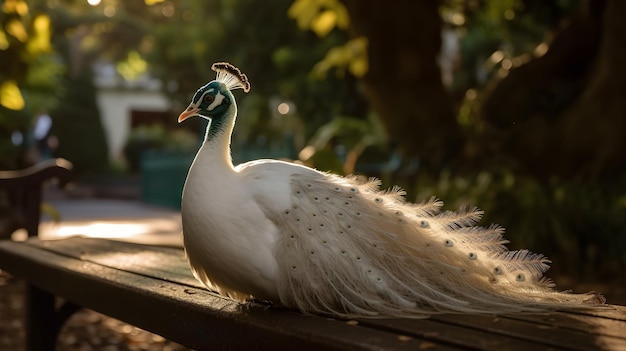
[178,104,200,123]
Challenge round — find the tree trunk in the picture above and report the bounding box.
[558,0,626,179]
[480,0,626,180]
[341,0,460,169]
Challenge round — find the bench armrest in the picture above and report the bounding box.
[0,158,73,238]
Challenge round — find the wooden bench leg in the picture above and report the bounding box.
[26,284,57,351]
[25,284,83,351]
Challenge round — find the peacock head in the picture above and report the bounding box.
[178,62,250,123]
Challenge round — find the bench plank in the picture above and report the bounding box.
[357,318,558,351]
[430,313,626,351]
[1,237,625,351]
[30,237,200,288]
[503,310,626,338]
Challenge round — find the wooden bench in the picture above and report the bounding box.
[1,237,625,350]
[1,160,625,350]
[0,158,73,239]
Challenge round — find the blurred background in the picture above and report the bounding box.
[1,0,625,292]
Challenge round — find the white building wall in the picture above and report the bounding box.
[92,61,171,163]
[96,89,170,162]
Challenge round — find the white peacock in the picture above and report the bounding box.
[177,62,605,318]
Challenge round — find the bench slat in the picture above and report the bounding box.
[502,311,626,338]
[357,318,558,351]
[31,237,201,288]
[430,313,626,351]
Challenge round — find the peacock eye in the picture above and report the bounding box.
[204,94,214,104]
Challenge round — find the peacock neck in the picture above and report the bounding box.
[199,103,237,170]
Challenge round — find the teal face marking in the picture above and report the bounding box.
[182,81,236,140]
[191,81,232,118]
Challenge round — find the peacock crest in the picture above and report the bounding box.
[212,62,251,93]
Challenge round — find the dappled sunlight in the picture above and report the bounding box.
[38,217,183,247]
[24,197,185,247]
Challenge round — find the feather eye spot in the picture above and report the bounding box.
[493,267,503,275]
[284,210,290,215]
[355,256,361,261]
[444,239,454,247]
[374,197,383,204]
[367,269,372,273]
[350,188,359,193]
[307,228,313,232]
[310,250,315,255]
[289,235,295,239]
[291,265,297,270]
[313,196,320,202]
[295,190,301,195]
[339,230,344,234]
[319,223,325,227]
[306,184,312,188]
[334,187,341,192]
[376,277,382,282]
[489,277,497,284]
[347,225,352,229]
[340,249,347,255]
[395,211,403,216]
[355,211,362,217]
[338,212,344,216]
[324,197,330,201]
[516,273,525,282]
[420,220,429,228]
[322,240,328,244]
[468,252,477,260]
[312,213,317,217]
[295,218,300,222]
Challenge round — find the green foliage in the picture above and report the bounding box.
[410,171,626,283]
[29,0,168,174]
[284,0,624,284]
[442,0,581,97]
[288,0,367,78]
[138,0,366,149]
[300,113,387,174]
[289,0,349,37]
[50,73,109,174]
[419,0,626,283]
[116,51,148,80]
[311,37,368,78]
[0,1,64,169]
[123,124,197,173]
[4,0,619,285]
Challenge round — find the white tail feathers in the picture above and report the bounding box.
[274,172,606,318]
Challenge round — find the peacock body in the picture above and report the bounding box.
[178,62,604,318]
